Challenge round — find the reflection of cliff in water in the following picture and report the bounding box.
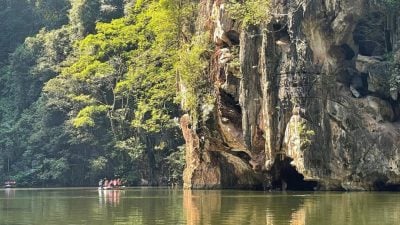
[183,190,305,225]
[183,191,400,225]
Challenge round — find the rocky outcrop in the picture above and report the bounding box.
[181,0,400,190]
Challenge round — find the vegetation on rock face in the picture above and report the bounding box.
[226,0,271,27]
[389,59,400,96]
[297,121,315,149]
[175,33,213,125]
[0,0,201,187]
[382,0,400,9]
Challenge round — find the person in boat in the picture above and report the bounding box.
[98,179,104,188]
[99,177,125,189]
[112,179,117,187]
[4,180,16,188]
[104,178,109,188]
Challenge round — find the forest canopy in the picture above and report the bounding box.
[0,0,205,187]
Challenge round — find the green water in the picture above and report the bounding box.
[0,188,399,225]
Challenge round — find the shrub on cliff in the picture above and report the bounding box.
[226,0,271,27]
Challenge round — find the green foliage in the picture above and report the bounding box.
[175,33,212,124]
[99,0,125,22]
[49,0,191,184]
[6,27,73,115]
[115,137,145,160]
[226,0,271,27]
[34,0,70,29]
[0,0,197,187]
[89,156,107,172]
[73,105,109,127]
[389,61,400,94]
[0,0,38,63]
[39,157,69,181]
[0,0,71,63]
[69,0,101,36]
[297,121,315,149]
[164,145,185,185]
[382,0,400,9]
[69,0,126,37]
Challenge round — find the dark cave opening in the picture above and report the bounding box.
[273,23,282,31]
[219,89,241,114]
[340,44,356,60]
[226,30,240,45]
[373,180,400,191]
[273,23,290,45]
[353,12,388,56]
[361,72,369,91]
[231,151,251,162]
[382,184,400,191]
[350,72,369,97]
[271,156,318,191]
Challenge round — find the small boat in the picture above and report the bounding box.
[98,178,125,190]
[4,180,16,188]
[98,186,125,190]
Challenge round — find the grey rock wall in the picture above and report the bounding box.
[182,0,400,190]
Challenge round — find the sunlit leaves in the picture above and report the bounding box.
[89,156,108,171]
[226,0,271,27]
[71,94,96,104]
[175,33,211,122]
[73,105,109,127]
[0,0,190,185]
[63,56,115,81]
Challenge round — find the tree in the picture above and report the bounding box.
[0,0,199,187]
[69,0,101,37]
[34,0,70,29]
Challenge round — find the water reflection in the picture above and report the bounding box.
[0,188,399,225]
[3,188,16,199]
[1,188,16,218]
[297,193,400,225]
[183,190,221,225]
[183,191,400,225]
[98,189,124,206]
[183,190,307,225]
[289,206,306,225]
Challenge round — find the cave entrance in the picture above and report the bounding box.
[373,179,400,191]
[226,30,240,46]
[273,23,290,46]
[271,156,318,191]
[353,12,389,56]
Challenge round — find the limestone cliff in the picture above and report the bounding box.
[181,0,400,190]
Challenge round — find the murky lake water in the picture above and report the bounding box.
[0,188,399,225]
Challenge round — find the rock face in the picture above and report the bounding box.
[181,0,400,190]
